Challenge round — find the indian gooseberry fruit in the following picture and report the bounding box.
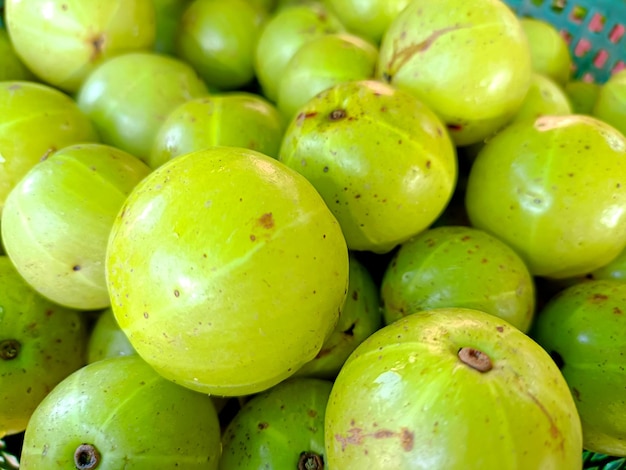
[5,0,156,92]
[377,0,532,146]
[510,73,572,124]
[19,355,222,469]
[381,225,536,333]
[465,114,626,279]
[593,69,626,138]
[220,377,333,469]
[325,307,583,469]
[0,256,87,438]
[87,308,136,364]
[106,146,349,396]
[2,143,151,311]
[565,80,601,114]
[279,80,457,253]
[531,280,626,457]
[0,29,35,81]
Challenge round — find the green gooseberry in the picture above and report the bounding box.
[254,2,345,103]
[106,146,349,396]
[153,0,192,55]
[593,69,626,138]
[510,73,572,124]
[530,280,626,456]
[565,80,601,115]
[150,92,285,168]
[294,253,382,379]
[76,51,208,162]
[220,377,332,469]
[5,0,156,93]
[377,0,532,146]
[0,28,35,81]
[175,0,266,90]
[520,17,573,86]
[279,80,457,253]
[277,32,378,119]
[0,81,99,212]
[325,308,583,469]
[465,115,626,279]
[381,225,536,333]
[19,355,222,469]
[0,256,87,438]
[2,143,151,310]
[87,308,136,364]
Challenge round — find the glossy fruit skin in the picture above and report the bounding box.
[277,33,378,119]
[324,0,410,44]
[279,80,457,253]
[2,143,151,310]
[153,0,192,55]
[150,92,285,168]
[87,308,136,364]
[593,70,626,138]
[377,0,532,146]
[0,256,87,438]
[220,377,332,469]
[381,226,535,332]
[76,51,208,163]
[19,355,222,469]
[465,115,626,279]
[106,146,349,396]
[6,0,156,93]
[176,0,266,90]
[294,254,382,379]
[0,81,99,212]
[325,307,583,469]
[254,2,345,102]
[566,80,601,115]
[520,17,573,86]
[511,73,572,124]
[531,280,626,456]
[0,29,35,81]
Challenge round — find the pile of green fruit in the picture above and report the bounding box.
[1,0,626,468]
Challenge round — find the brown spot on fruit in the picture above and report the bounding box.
[614,307,623,315]
[307,409,317,418]
[89,33,106,61]
[447,123,463,131]
[250,234,256,241]
[74,443,100,470]
[352,290,358,301]
[458,347,492,372]
[257,422,269,430]
[298,451,324,469]
[400,428,414,451]
[591,293,608,302]
[72,265,81,271]
[40,146,57,161]
[0,339,20,360]
[174,289,180,297]
[329,109,347,121]
[496,326,504,332]
[258,213,274,229]
[572,387,581,401]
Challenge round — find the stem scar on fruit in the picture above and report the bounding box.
[0,339,20,360]
[329,109,347,121]
[74,443,101,470]
[458,347,493,372]
[298,451,324,470]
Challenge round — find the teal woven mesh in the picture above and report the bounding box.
[504,0,626,83]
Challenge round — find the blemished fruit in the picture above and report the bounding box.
[381,225,536,333]
[76,51,209,164]
[2,143,151,311]
[294,254,382,379]
[0,81,99,212]
[0,256,87,438]
[220,377,332,469]
[279,80,457,253]
[465,114,626,279]
[324,0,411,45]
[325,307,583,469]
[277,32,378,119]
[176,0,266,90]
[531,280,626,457]
[150,92,285,167]
[254,2,345,103]
[87,308,136,364]
[19,355,222,469]
[520,17,573,86]
[510,72,572,124]
[593,69,626,138]
[377,0,532,146]
[0,29,35,81]
[106,146,349,396]
[5,0,156,93]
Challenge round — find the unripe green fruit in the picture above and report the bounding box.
[106,146,349,396]
[0,29,35,81]
[593,69,626,138]
[87,308,136,364]
[566,80,601,115]
[511,73,572,124]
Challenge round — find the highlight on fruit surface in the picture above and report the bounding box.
[106,146,349,396]
[325,307,583,469]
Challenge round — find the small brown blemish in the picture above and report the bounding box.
[258,212,274,229]
[400,428,414,451]
[257,422,269,430]
[143,312,149,319]
[41,146,57,161]
[72,265,81,271]
[250,234,256,241]
[307,409,317,418]
[591,293,608,302]
[614,307,623,315]
[61,3,68,10]
[89,33,106,61]
[447,123,463,131]
[572,387,581,401]
[352,291,358,301]
[323,166,329,173]
[174,289,180,297]
[458,347,492,372]
[496,326,504,332]
[329,109,347,121]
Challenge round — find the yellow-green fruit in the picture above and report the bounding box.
[87,308,136,363]
[325,308,583,469]
[106,146,349,396]
[520,17,572,86]
[0,29,35,81]
[377,0,532,146]
[511,73,572,124]
[593,69,626,137]
[0,256,87,438]
[466,115,626,279]
[565,80,601,115]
